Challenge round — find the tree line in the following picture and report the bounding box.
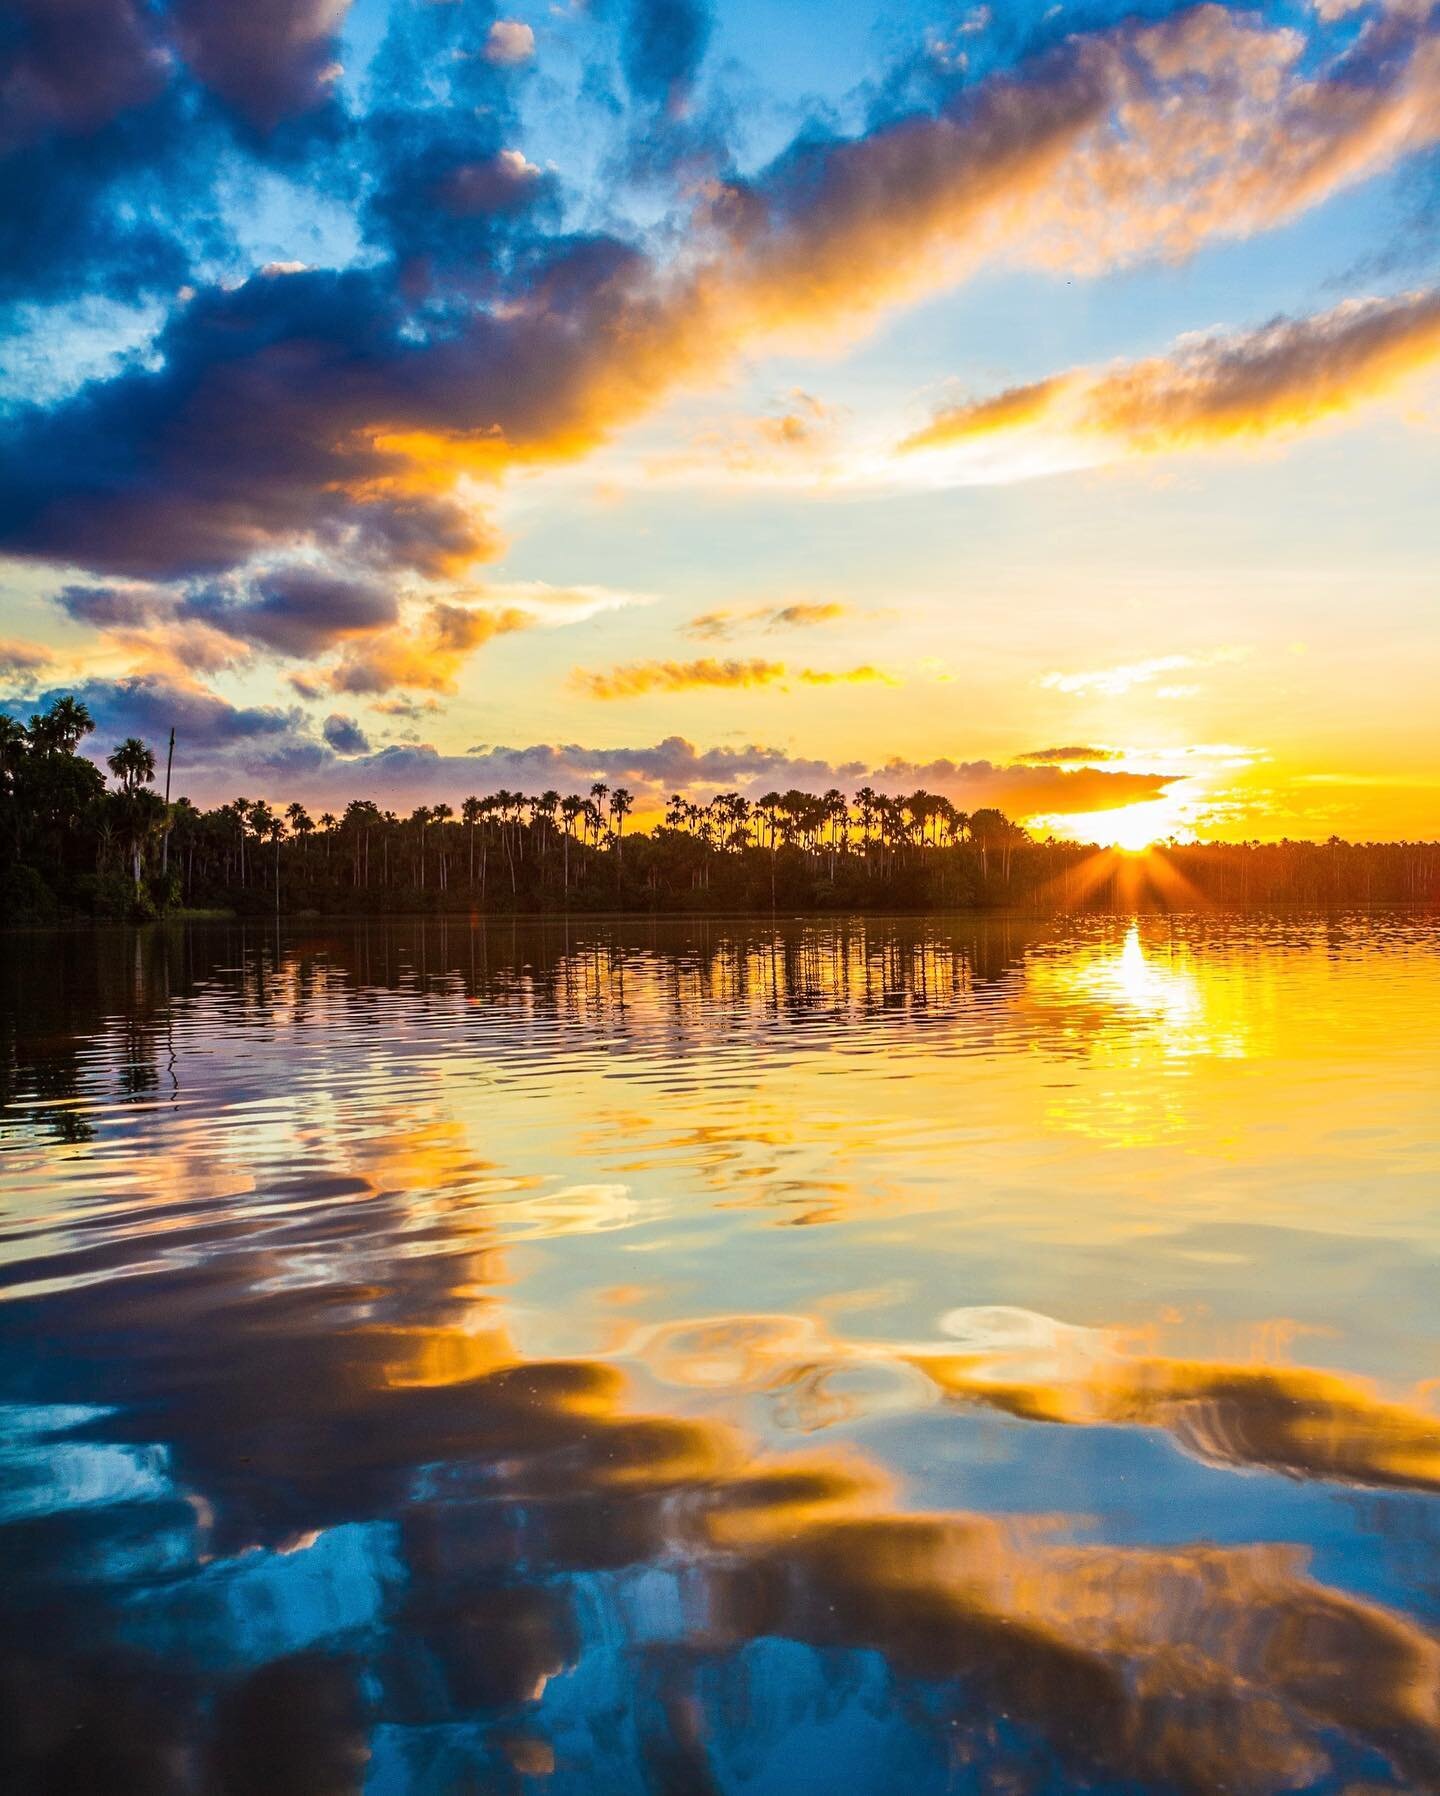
[2,697,1437,922]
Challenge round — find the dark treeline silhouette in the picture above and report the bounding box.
[3,697,1437,922]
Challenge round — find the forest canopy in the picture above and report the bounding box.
[3,699,1436,924]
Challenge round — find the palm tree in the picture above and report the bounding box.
[245,802,281,905]
[533,790,560,862]
[232,796,251,884]
[610,787,633,868]
[461,796,482,887]
[410,805,432,888]
[560,794,585,891]
[111,789,167,892]
[286,802,314,857]
[267,811,286,909]
[107,737,156,794]
[493,791,519,891]
[30,696,94,755]
[106,739,160,891]
[431,801,454,889]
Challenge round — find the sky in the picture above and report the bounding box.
[1,0,1438,842]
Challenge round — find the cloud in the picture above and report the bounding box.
[302,739,1172,820]
[0,637,55,682]
[672,391,847,476]
[690,5,1440,355]
[168,0,352,131]
[8,5,1440,592]
[904,376,1074,451]
[477,578,651,621]
[902,285,1440,465]
[19,673,315,769]
[621,0,713,114]
[52,579,251,675]
[772,602,849,629]
[54,567,402,678]
[0,0,354,315]
[797,664,896,686]
[322,712,371,755]
[52,568,634,699]
[685,601,849,640]
[55,583,159,629]
[1041,655,1199,696]
[863,756,1174,817]
[0,268,534,580]
[573,656,895,698]
[0,0,167,148]
[483,19,536,67]
[433,149,543,215]
[187,569,400,657]
[575,657,785,698]
[326,602,534,695]
[2,666,1176,817]
[1019,744,1121,763]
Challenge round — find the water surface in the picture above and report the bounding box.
[2,914,1439,1794]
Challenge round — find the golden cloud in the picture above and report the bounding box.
[903,285,1440,460]
[572,656,897,699]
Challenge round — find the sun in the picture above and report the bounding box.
[1034,796,1188,853]
[1104,806,1168,853]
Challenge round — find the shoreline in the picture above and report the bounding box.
[5,898,1436,936]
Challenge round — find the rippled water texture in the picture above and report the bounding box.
[2,914,1439,1795]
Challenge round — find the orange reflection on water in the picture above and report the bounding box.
[630,1304,1440,1493]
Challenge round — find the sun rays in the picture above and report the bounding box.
[1041,839,1212,912]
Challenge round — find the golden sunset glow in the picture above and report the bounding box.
[1035,797,1186,852]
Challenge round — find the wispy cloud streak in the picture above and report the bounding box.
[573,657,897,699]
[904,286,1440,465]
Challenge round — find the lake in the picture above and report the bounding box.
[2,913,1439,1795]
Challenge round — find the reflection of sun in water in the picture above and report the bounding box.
[1108,923,1203,1029]
[1026,924,1258,1149]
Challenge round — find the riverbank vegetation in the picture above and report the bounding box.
[3,699,1436,923]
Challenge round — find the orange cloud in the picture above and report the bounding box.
[572,656,897,700]
[327,604,533,695]
[903,285,1440,461]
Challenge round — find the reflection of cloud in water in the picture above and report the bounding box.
[6,1288,1440,1794]
[631,1305,1440,1494]
[493,1182,655,1242]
